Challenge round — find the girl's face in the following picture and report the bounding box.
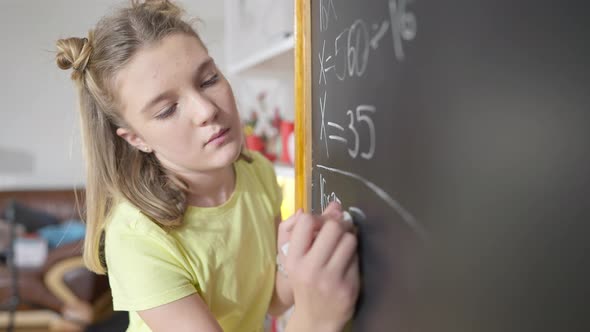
[115,33,242,175]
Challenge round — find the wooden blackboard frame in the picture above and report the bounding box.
[294,0,311,212]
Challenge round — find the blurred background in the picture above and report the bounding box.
[0,1,295,331]
[0,0,296,191]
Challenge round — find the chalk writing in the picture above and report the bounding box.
[319,0,338,32]
[324,105,376,160]
[389,0,417,60]
[315,0,421,238]
[317,165,427,240]
[320,173,342,212]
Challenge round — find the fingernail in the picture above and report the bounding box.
[281,242,290,255]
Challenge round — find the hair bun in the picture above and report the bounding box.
[134,0,183,18]
[56,36,93,79]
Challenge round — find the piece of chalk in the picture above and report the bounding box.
[342,211,353,224]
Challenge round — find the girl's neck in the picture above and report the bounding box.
[182,164,236,208]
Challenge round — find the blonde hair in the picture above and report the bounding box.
[56,0,206,274]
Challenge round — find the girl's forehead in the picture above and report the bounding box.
[113,34,210,114]
[138,34,208,66]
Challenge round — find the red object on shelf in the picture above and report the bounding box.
[245,134,265,152]
[279,120,294,164]
[264,152,277,162]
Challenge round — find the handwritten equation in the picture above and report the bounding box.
[318,0,416,88]
[315,0,424,239]
[319,91,376,159]
[320,173,367,224]
[317,0,417,159]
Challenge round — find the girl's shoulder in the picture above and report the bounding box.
[238,150,276,180]
[237,150,282,215]
[106,200,168,238]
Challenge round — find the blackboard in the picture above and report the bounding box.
[296,0,590,331]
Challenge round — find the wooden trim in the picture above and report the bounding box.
[44,256,113,323]
[0,310,59,328]
[295,0,312,212]
[44,256,85,306]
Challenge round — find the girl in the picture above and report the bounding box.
[55,1,359,331]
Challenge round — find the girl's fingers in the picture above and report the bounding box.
[288,213,321,261]
[344,254,360,306]
[322,201,343,220]
[279,210,300,233]
[344,254,360,285]
[308,220,346,268]
[322,203,358,234]
[279,209,320,243]
[327,232,358,276]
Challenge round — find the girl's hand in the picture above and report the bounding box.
[276,209,302,262]
[277,202,350,263]
[284,205,360,332]
[273,202,351,316]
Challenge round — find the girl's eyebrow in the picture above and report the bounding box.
[140,57,214,114]
[140,90,175,114]
[196,57,215,75]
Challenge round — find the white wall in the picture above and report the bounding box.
[223,0,295,124]
[0,0,224,190]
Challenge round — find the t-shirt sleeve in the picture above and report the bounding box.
[105,222,197,311]
[250,151,283,218]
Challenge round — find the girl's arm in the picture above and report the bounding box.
[138,294,223,332]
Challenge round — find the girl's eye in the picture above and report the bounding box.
[155,103,177,120]
[201,74,219,88]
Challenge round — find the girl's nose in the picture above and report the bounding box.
[190,93,219,127]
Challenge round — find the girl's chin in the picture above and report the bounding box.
[214,141,243,164]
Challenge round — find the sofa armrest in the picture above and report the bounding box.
[42,241,83,274]
[44,256,86,306]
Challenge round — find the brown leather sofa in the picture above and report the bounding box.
[0,189,112,331]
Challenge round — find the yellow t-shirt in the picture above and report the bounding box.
[104,152,281,332]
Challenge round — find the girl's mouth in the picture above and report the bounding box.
[206,128,230,146]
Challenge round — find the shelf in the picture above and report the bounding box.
[274,163,295,178]
[227,35,294,75]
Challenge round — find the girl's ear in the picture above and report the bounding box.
[116,127,151,152]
